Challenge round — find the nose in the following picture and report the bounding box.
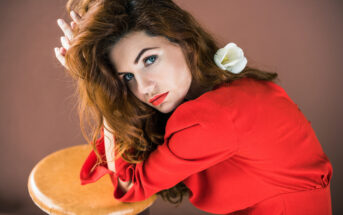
[136,74,156,96]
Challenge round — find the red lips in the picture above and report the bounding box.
[149,92,169,106]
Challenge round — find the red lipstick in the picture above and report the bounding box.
[149,92,169,106]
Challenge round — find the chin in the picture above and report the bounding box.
[152,100,177,113]
[156,104,176,114]
[160,97,187,113]
[147,93,188,113]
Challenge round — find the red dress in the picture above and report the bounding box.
[80,77,333,215]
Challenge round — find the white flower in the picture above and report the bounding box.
[214,42,247,74]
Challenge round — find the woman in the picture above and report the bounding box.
[55,0,333,214]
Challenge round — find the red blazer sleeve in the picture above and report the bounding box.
[80,100,238,202]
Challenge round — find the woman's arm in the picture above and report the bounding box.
[111,122,237,201]
[103,117,133,192]
[81,102,238,202]
[79,91,241,204]
[103,117,116,172]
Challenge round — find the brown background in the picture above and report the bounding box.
[0,0,342,214]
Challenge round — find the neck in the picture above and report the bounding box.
[185,80,213,101]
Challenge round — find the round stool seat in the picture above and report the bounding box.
[28,144,156,215]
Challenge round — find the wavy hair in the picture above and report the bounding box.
[64,0,278,205]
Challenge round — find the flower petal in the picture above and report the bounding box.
[223,42,237,51]
[227,46,243,60]
[215,48,227,64]
[223,58,241,67]
[214,42,247,74]
[229,57,247,74]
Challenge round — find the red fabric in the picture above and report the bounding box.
[79,77,333,214]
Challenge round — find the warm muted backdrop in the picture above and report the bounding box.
[0,0,342,214]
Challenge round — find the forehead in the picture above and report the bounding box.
[109,31,172,69]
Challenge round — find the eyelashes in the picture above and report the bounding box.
[122,55,158,82]
[143,55,157,65]
[123,73,134,82]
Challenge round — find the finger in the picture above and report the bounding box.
[70,21,76,30]
[70,10,81,24]
[54,47,67,69]
[60,36,70,50]
[57,19,74,41]
[60,47,67,56]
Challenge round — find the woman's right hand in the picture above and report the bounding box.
[54,10,81,69]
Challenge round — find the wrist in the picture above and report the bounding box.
[118,177,133,193]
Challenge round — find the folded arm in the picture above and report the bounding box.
[82,105,238,201]
[104,117,133,192]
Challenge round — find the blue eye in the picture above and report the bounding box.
[123,73,134,82]
[144,55,157,65]
[121,55,157,82]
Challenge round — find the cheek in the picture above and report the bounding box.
[172,53,192,86]
[126,84,143,102]
[163,58,191,86]
[174,66,192,87]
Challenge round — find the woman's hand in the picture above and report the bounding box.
[118,179,134,193]
[54,10,81,69]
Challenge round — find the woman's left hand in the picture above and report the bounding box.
[54,10,81,69]
[118,179,134,193]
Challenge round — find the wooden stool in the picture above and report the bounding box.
[28,144,156,215]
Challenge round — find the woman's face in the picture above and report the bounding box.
[109,31,193,113]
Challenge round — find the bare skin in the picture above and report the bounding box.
[55,10,81,68]
[109,31,193,114]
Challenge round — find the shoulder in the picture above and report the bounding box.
[163,84,241,158]
[165,77,294,135]
[163,78,259,138]
[162,78,292,157]
[164,88,229,137]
